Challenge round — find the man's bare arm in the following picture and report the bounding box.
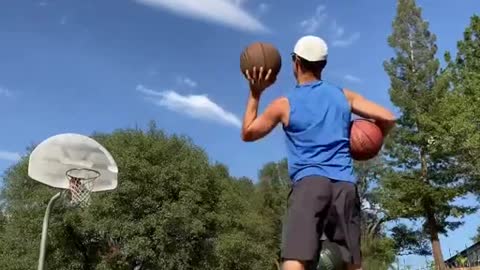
[241,96,289,142]
[343,88,396,135]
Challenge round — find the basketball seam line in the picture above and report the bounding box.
[357,123,381,158]
[260,43,268,72]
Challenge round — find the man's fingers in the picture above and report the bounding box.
[245,67,271,86]
[265,69,272,81]
[259,66,264,80]
[245,69,252,80]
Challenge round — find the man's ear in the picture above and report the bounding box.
[293,60,300,72]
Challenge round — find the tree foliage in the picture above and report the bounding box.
[0,126,278,270]
[443,15,480,190]
[473,226,480,244]
[380,0,476,267]
[441,15,480,246]
[355,160,397,269]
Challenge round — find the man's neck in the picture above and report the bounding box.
[296,73,321,85]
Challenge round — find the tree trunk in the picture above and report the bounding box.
[420,150,445,270]
[426,208,445,270]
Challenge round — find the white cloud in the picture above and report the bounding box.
[332,32,360,48]
[136,84,241,128]
[0,86,13,97]
[0,151,21,162]
[229,0,247,6]
[176,76,197,88]
[300,5,326,34]
[134,0,268,33]
[331,20,344,38]
[344,74,362,83]
[299,6,360,48]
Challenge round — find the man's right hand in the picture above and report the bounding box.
[343,88,396,135]
[244,66,275,97]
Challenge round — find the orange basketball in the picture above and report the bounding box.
[350,119,384,161]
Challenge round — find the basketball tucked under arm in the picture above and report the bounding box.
[343,89,395,134]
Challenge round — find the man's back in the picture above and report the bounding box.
[283,80,355,183]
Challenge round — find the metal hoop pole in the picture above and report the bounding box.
[38,192,62,270]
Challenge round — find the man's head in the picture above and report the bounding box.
[292,35,328,82]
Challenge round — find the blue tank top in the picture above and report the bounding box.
[282,80,356,183]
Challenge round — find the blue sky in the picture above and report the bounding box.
[0,0,479,268]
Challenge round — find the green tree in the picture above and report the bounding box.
[255,159,290,269]
[0,157,56,269]
[443,15,480,190]
[440,15,480,247]
[381,0,476,268]
[0,125,273,270]
[473,227,480,243]
[215,174,275,270]
[356,160,397,270]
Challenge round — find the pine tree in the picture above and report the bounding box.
[443,15,480,190]
[473,227,480,243]
[381,0,475,268]
[442,15,480,244]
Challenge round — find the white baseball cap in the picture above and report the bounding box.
[293,35,328,62]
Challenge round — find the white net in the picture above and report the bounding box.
[66,168,100,208]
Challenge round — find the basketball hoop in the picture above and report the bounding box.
[29,133,118,270]
[66,168,100,208]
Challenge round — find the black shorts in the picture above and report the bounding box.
[281,176,361,266]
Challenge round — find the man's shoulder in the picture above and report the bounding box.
[271,96,290,110]
[320,80,344,91]
[269,96,290,126]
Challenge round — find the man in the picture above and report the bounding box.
[241,35,395,270]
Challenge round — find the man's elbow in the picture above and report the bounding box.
[241,131,256,142]
[241,126,265,142]
[378,111,395,126]
[377,112,396,134]
[384,111,396,123]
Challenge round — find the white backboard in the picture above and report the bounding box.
[28,133,118,192]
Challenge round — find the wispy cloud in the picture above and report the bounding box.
[0,151,21,162]
[134,0,268,33]
[300,5,326,34]
[136,84,241,128]
[330,19,359,47]
[332,32,360,48]
[176,76,197,88]
[229,0,268,15]
[344,74,362,83]
[299,5,360,48]
[0,86,13,97]
[331,20,344,38]
[229,0,247,6]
